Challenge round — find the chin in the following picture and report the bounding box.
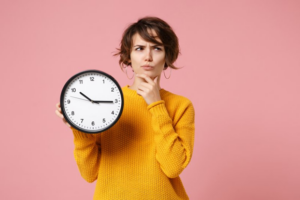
[139,71,159,79]
[146,73,157,79]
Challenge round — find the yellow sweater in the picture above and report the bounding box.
[71,85,195,200]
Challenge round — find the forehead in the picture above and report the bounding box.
[132,29,162,45]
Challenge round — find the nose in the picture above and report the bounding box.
[144,46,153,62]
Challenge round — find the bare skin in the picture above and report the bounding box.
[128,29,166,105]
[55,103,71,128]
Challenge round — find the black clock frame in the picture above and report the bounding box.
[60,69,124,134]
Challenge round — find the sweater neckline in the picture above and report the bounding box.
[123,85,167,98]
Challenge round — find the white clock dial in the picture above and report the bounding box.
[61,70,124,133]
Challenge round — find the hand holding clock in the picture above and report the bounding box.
[135,74,161,105]
[55,102,71,128]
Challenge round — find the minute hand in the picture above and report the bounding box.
[93,100,114,103]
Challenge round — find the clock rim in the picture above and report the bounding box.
[60,69,124,134]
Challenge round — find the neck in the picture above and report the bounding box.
[129,74,161,91]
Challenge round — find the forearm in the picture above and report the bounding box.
[148,100,195,178]
[72,128,101,183]
[153,121,194,178]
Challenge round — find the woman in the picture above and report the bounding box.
[55,16,195,200]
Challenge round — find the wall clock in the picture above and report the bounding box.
[60,70,124,134]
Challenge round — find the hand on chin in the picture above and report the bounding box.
[135,74,161,105]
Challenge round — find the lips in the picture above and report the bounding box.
[141,65,154,70]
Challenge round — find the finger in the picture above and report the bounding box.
[136,89,145,96]
[56,103,61,112]
[137,74,154,84]
[136,74,155,85]
[55,110,64,119]
[139,82,152,89]
[137,85,150,93]
[62,118,71,128]
[56,106,62,113]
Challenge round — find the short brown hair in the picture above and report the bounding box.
[113,16,181,71]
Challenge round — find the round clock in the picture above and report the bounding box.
[60,70,124,134]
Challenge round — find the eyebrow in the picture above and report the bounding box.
[133,45,163,47]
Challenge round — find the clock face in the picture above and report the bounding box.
[60,70,124,133]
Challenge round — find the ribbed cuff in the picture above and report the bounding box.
[147,100,169,116]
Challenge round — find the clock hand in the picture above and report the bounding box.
[80,92,93,102]
[79,92,112,104]
[70,96,93,102]
[77,92,100,104]
[93,100,114,103]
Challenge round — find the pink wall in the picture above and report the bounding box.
[1,0,299,199]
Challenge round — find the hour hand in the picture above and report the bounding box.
[80,92,93,102]
[79,92,100,104]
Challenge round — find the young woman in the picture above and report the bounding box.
[55,16,195,200]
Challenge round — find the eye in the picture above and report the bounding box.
[135,47,143,51]
[155,47,162,51]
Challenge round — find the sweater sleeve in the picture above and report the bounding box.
[71,127,101,183]
[147,99,195,178]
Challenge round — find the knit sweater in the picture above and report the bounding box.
[71,85,195,200]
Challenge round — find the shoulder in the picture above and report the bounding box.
[162,89,193,105]
[161,89,194,112]
[160,89,195,126]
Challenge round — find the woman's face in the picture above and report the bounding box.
[128,29,165,79]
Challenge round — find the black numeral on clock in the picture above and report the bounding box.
[67,99,70,104]
[103,118,106,123]
[71,88,76,92]
[71,111,74,115]
[91,121,95,126]
[90,77,94,81]
[79,80,83,84]
[111,111,114,114]
[115,99,118,103]
[111,88,114,92]
[103,80,105,84]
[81,119,84,123]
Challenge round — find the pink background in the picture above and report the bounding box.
[1,0,299,199]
